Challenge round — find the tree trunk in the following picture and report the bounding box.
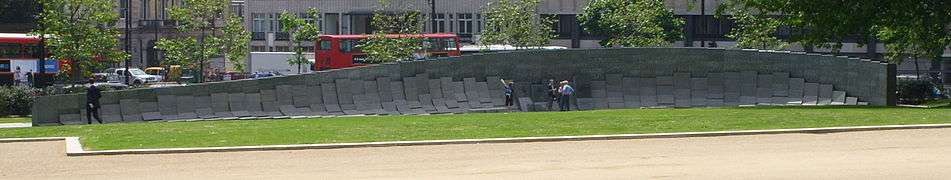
[199,26,206,83]
[70,59,82,84]
[914,55,920,80]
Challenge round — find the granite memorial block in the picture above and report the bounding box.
[157,95,178,117]
[275,85,294,106]
[723,72,741,106]
[738,71,757,105]
[845,97,858,105]
[246,93,264,115]
[690,78,707,107]
[802,83,819,105]
[639,77,658,107]
[831,91,847,105]
[756,74,773,104]
[673,73,692,108]
[119,99,142,122]
[100,104,123,123]
[623,77,641,108]
[818,84,833,105]
[787,78,805,104]
[706,73,725,106]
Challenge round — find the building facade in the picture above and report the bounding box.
[117,0,243,70]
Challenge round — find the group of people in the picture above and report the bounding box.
[501,78,575,111]
[11,66,35,87]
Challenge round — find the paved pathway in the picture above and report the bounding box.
[2,128,951,179]
[0,123,30,129]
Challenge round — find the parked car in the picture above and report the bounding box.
[98,68,162,85]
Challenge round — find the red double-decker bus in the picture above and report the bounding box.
[0,33,57,85]
[314,33,462,70]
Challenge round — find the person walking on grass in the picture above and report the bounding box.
[558,80,574,111]
[86,79,103,124]
[501,79,515,107]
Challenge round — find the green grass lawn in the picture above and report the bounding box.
[0,117,31,124]
[1,107,949,151]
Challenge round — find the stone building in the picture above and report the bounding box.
[116,0,243,69]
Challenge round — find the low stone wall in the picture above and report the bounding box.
[32,48,895,126]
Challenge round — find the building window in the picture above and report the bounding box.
[448,14,454,32]
[475,14,482,34]
[270,13,279,32]
[251,46,267,52]
[318,40,331,50]
[119,0,128,19]
[252,13,266,32]
[457,13,473,34]
[275,46,290,52]
[231,1,244,18]
[434,13,446,33]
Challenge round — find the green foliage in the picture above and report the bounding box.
[3,107,951,150]
[159,0,248,79]
[720,0,951,64]
[279,8,321,73]
[221,16,251,72]
[897,80,938,104]
[480,0,555,48]
[0,86,37,116]
[167,0,227,32]
[716,1,787,50]
[155,37,200,68]
[357,0,425,63]
[578,0,684,47]
[32,0,128,81]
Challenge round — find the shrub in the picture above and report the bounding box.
[897,80,936,104]
[0,86,42,116]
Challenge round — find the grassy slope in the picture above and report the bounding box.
[0,117,31,124]
[1,107,949,150]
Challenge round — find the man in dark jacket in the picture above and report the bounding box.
[86,79,102,124]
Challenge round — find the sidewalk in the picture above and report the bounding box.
[0,123,31,129]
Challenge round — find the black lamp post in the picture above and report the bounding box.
[430,0,436,33]
[124,0,132,85]
[36,2,46,87]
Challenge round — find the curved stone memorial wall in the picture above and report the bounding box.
[32,48,895,126]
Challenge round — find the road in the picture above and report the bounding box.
[2,128,951,179]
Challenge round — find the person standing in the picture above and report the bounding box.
[86,79,103,124]
[13,66,21,86]
[546,79,558,111]
[558,80,574,111]
[501,79,514,107]
[26,70,33,87]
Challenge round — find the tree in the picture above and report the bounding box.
[220,16,251,72]
[358,0,425,63]
[715,1,787,50]
[718,0,951,64]
[158,0,249,82]
[31,0,128,81]
[578,0,684,47]
[480,0,555,49]
[154,37,199,68]
[279,8,321,73]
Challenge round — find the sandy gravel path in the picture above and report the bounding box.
[2,128,950,179]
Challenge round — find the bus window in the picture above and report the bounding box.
[318,40,332,50]
[0,43,20,58]
[340,39,356,52]
[445,38,457,50]
[25,44,42,58]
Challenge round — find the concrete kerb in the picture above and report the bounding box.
[3,123,951,157]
